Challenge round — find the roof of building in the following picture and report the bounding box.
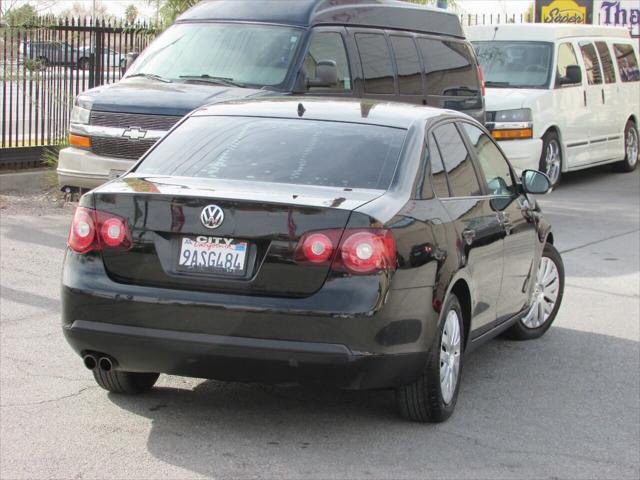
[466,23,632,42]
[192,97,460,129]
[178,0,464,38]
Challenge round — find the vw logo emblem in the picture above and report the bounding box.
[200,205,224,229]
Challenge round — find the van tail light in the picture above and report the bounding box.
[477,65,486,97]
[295,228,396,275]
[68,207,131,253]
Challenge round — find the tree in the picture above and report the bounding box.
[125,4,139,24]
[60,1,113,21]
[3,2,38,27]
[149,0,200,27]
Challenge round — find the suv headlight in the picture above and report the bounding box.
[491,108,533,140]
[70,96,92,125]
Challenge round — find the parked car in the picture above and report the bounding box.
[57,0,485,190]
[76,47,124,70]
[61,98,563,422]
[467,24,640,188]
[20,40,79,67]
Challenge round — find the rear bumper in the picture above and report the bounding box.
[57,147,135,190]
[63,320,428,389]
[497,138,543,174]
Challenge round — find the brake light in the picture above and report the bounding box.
[68,207,131,253]
[477,65,486,97]
[295,228,396,275]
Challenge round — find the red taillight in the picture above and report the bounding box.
[295,228,396,275]
[477,64,486,97]
[67,207,131,253]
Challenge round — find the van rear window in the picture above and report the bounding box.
[137,116,405,190]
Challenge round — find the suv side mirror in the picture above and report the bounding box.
[560,64,582,85]
[122,52,139,74]
[307,60,338,88]
[521,169,551,194]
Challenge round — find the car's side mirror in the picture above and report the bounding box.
[560,64,582,85]
[521,169,551,194]
[307,60,338,88]
[122,52,139,74]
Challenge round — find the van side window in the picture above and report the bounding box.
[427,135,450,198]
[389,36,422,96]
[556,42,580,87]
[579,42,603,85]
[304,32,352,91]
[613,43,640,82]
[595,42,616,84]
[355,33,395,94]
[432,123,482,197]
[417,38,479,97]
[461,123,514,196]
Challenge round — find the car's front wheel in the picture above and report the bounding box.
[539,131,562,189]
[614,120,639,173]
[505,242,564,340]
[396,294,464,423]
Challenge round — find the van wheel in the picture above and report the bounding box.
[93,369,159,394]
[539,131,562,189]
[614,120,639,173]
[396,294,464,423]
[505,243,564,341]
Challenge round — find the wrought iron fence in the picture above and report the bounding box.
[0,17,159,156]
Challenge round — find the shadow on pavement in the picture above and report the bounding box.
[107,326,639,478]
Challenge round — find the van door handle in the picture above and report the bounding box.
[462,229,476,245]
[601,89,605,104]
[583,91,587,106]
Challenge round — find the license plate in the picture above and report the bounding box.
[176,236,248,276]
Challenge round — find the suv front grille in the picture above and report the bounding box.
[90,111,182,130]
[91,137,156,160]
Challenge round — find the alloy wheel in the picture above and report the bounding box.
[544,139,561,185]
[440,310,461,405]
[522,256,560,329]
[626,126,639,168]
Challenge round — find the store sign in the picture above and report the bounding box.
[536,0,594,24]
[599,1,640,34]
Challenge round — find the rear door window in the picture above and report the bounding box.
[389,36,422,96]
[595,42,616,84]
[304,31,352,91]
[427,135,450,198]
[613,43,640,82]
[137,116,406,190]
[432,123,482,197]
[417,38,479,97]
[355,33,395,94]
[579,42,603,85]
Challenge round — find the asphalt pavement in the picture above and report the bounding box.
[1,166,639,479]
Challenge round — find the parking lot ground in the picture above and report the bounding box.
[1,167,639,479]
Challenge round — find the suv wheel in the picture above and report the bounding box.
[396,294,464,423]
[614,120,639,173]
[93,368,159,394]
[505,243,564,341]
[539,131,562,189]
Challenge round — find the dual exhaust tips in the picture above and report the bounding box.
[83,353,115,372]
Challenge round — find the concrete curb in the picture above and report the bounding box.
[0,169,56,194]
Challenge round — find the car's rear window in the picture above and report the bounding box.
[136,116,406,190]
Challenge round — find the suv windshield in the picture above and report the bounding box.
[472,41,553,88]
[136,116,406,190]
[125,23,303,88]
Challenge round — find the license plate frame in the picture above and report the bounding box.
[175,236,249,277]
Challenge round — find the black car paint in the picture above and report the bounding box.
[62,99,550,389]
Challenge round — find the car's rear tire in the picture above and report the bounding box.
[613,120,639,173]
[396,294,464,423]
[505,243,564,341]
[92,369,159,394]
[539,130,562,189]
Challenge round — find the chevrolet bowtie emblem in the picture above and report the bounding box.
[122,127,147,141]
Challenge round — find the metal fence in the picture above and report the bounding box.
[0,17,159,161]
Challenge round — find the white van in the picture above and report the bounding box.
[467,24,639,187]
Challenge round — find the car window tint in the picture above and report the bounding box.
[579,42,603,85]
[595,42,616,84]
[137,116,405,190]
[428,135,450,198]
[432,123,482,197]
[556,42,580,86]
[461,123,514,196]
[417,38,479,97]
[390,36,422,96]
[613,43,640,82]
[304,32,352,91]
[355,33,395,94]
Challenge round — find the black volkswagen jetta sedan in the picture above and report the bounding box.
[62,98,564,422]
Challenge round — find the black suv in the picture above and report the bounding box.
[58,0,485,189]
[62,98,563,423]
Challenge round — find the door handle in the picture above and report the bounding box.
[602,89,605,104]
[462,229,476,245]
[583,90,587,107]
